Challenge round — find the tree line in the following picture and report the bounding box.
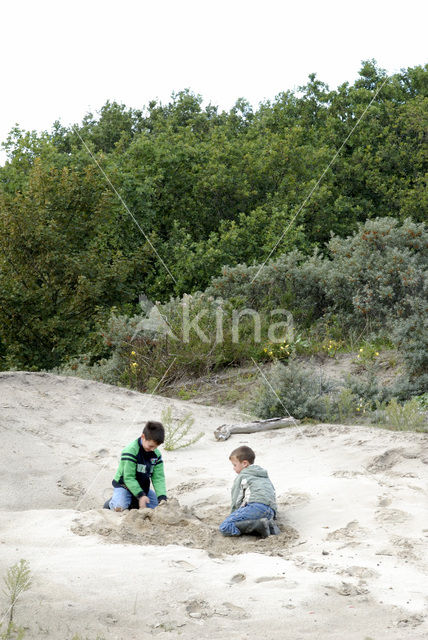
[0,60,426,370]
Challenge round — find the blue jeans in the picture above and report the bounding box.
[109,487,158,510]
[219,502,275,536]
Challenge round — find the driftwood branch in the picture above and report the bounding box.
[214,416,298,441]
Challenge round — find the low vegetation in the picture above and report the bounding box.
[1,559,31,640]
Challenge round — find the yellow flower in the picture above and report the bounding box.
[375,352,379,356]
[359,348,363,352]
[131,362,138,368]
[357,407,360,411]
[131,350,136,356]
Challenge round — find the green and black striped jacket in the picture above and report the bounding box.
[112,437,167,500]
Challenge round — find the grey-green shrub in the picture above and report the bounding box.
[343,371,392,410]
[324,217,427,327]
[250,359,338,421]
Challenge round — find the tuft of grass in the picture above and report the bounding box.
[334,388,359,423]
[177,386,198,400]
[161,407,204,451]
[381,398,427,432]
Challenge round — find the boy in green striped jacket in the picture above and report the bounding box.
[107,421,167,511]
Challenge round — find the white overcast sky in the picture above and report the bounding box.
[1,0,426,164]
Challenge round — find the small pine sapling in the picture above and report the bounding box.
[1,559,32,639]
[161,407,204,451]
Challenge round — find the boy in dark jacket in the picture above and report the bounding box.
[219,445,278,538]
[107,421,167,511]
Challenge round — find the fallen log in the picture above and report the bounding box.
[214,416,298,441]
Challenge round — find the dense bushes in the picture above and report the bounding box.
[58,293,271,390]
[1,62,427,369]
[206,218,427,386]
[249,360,338,421]
[249,358,427,429]
[57,217,427,401]
[325,217,427,330]
[207,217,427,325]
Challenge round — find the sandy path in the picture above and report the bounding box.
[0,372,427,639]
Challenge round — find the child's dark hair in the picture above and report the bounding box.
[229,446,255,464]
[143,421,165,444]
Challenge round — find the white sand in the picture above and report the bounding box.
[0,371,427,639]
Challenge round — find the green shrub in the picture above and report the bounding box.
[325,217,427,327]
[206,248,329,324]
[415,393,428,410]
[381,398,427,432]
[390,296,428,380]
[332,388,361,422]
[343,371,392,410]
[389,373,428,402]
[250,359,337,421]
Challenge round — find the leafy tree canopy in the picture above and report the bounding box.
[0,60,426,369]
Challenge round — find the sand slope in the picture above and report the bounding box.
[0,372,427,639]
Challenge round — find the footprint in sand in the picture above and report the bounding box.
[181,467,206,477]
[390,535,419,560]
[395,614,425,628]
[254,575,285,583]
[91,448,110,459]
[173,479,206,493]
[377,495,392,507]
[293,558,327,573]
[338,566,379,579]
[57,478,85,498]
[184,599,213,619]
[335,581,370,596]
[375,509,410,524]
[277,492,311,508]
[324,581,369,597]
[375,535,420,562]
[366,449,403,473]
[169,560,197,572]
[327,520,368,541]
[332,470,364,478]
[216,602,247,619]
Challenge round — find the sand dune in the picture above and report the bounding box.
[0,372,427,639]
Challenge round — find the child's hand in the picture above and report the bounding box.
[138,495,150,509]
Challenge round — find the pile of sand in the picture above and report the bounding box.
[71,497,299,556]
[0,372,427,639]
